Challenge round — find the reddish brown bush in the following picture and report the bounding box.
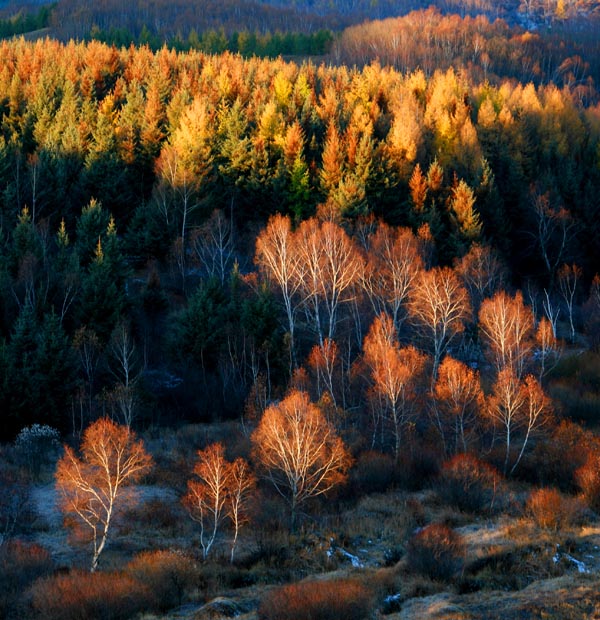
[406,524,466,581]
[438,453,501,513]
[26,570,155,620]
[575,451,600,513]
[0,540,54,618]
[526,487,583,531]
[529,420,594,491]
[258,578,373,620]
[126,550,198,611]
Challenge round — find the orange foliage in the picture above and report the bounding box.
[433,356,484,454]
[251,389,351,530]
[55,418,153,571]
[526,487,582,531]
[183,443,255,560]
[363,314,426,459]
[363,221,423,331]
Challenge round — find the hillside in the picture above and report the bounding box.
[2,0,600,45]
[1,6,600,620]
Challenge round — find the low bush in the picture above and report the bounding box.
[528,420,596,491]
[351,450,396,494]
[125,497,182,531]
[0,458,34,539]
[126,549,198,611]
[396,448,440,491]
[526,488,584,531]
[0,540,54,619]
[26,570,155,620]
[437,453,501,514]
[406,524,466,581]
[575,451,600,513]
[258,578,374,620]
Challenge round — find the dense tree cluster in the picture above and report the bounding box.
[43,0,600,44]
[90,26,335,59]
[335,8,600,92]
[49,0,345,42]
[0,34,597,463]
[0,5,52,39]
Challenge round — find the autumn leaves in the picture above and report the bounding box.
[57,399,351,569]
[256,212,554,477]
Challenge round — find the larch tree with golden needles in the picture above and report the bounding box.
[55,418,153,572]
[251,389,351,531]
[408,163,428,213]
[408,266,471,381]
[155,98,213,289]
[449,178,482,244]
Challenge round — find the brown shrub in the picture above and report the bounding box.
[575,451,600,513]
[125,497,182,531]
[0,540,54,619]
[351,450,396,494]
[26,570,155,620]
[258,578,374,620]
[529,420,595,491]
[126,550,198,611]
[406,524,466,581]
[437,453,501,514]
[396,447,440,491]
[525,488,583,531]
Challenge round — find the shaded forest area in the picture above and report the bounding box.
[40,0,600,43]
[0,31,599,440]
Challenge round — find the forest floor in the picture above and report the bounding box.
[28,482,600,619]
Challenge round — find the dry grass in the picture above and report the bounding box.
[401,574,600,620]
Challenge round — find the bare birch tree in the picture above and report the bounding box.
[56,418,152,571]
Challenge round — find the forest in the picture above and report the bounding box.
[1,4,600,619]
